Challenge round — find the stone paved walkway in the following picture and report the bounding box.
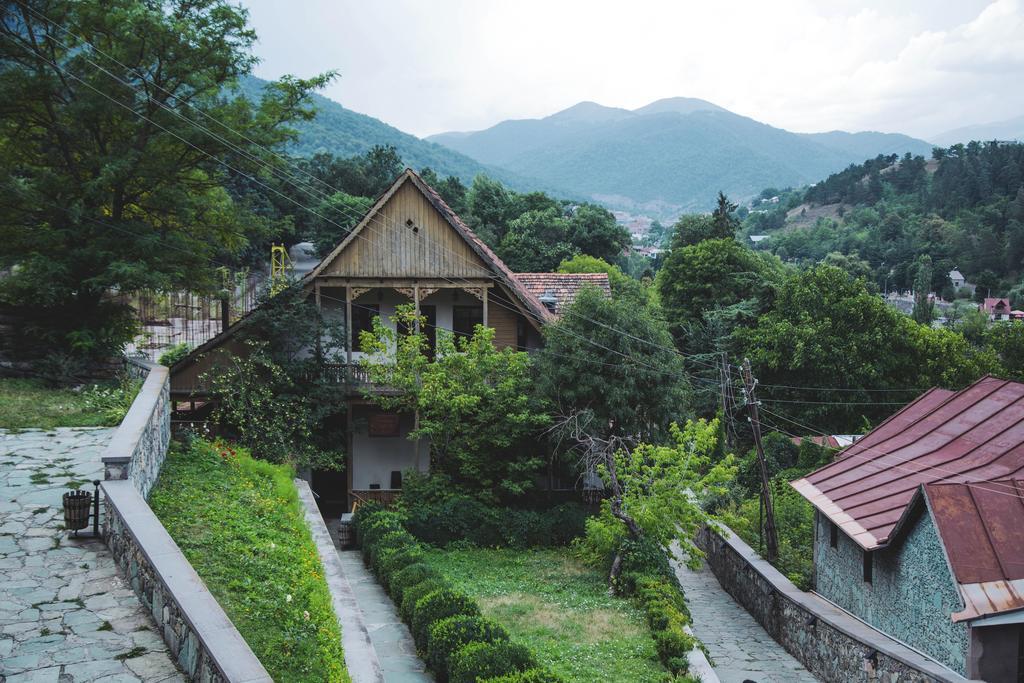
[0,428,183,683]
[336,548,431,683]
[671,547,819,683]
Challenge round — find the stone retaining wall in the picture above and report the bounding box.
[101,356,271,682]
[698,526,974,683]
[103,480,271,683]
[102,357,170,498]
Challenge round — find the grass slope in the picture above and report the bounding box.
[150,439,349,683]
[422,547,666,683]
[0,378,112,430]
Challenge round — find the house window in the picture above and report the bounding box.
[863,550,873,583]
[351,304,379,352]
[829,521,838,548]
[368,412,400,437]
[453,305,483,341]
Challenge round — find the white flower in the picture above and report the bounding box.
[269,542,276,550]
[286,594,292,603]
[303,610,310,621]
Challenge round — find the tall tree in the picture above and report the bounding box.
[0,0,329,368]
[912,254,935,323]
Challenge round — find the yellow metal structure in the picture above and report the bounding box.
[270,243,292,295]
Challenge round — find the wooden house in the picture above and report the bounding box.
[168,169,609,512]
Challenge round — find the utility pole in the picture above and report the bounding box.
[742,358,779,563]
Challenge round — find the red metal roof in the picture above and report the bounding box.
[515,273,611,315]
[791,376,1024,550]
[925,479,1024,621]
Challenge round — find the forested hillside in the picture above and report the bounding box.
[427,99,933,216]
[742,142,1024,300]
[236,76,561,195]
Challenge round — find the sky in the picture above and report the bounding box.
[240,0,1024,141]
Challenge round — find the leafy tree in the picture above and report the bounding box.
[0,0,329,366]
[497,208,578,272]
[567,203,630,265]
[987,322,1024,381]
[657,238,778,342]
[734,265,1000,432]
[912,254,935,323]
[535,286,690,446]
[556,254,648,302]
[711,192,740,237]
[203,287,347,469]
[359,305,550,502]
[466,175,515,244]
[309,192,374,257]
[573,419,735,585]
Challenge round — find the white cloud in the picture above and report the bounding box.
[242,0,1023,140]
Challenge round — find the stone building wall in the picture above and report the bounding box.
[813,508,970,674]
[699,525,970,683]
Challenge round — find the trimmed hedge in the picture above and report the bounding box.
[449,641,537,683]
[481,669,566,683]
[427,615,509,679]
[617,540,697,676]
[352,507,562,683]
[411,588,480,650]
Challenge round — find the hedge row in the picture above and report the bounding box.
[403,497,589,548]
[617,538,698,676]
[352,503,563,683]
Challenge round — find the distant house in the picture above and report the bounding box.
[748,234,770,244]
[168,169,608,512]
[982,297,1012,321]
[789,434,860,449]
[791,376,1024,681]
[949,269,966,289]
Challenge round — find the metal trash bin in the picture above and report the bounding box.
[63,490,92,532]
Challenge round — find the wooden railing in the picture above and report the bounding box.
[351,489,401,508]
[322,363,372,385]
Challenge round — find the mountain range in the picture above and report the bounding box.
[427,98,935,215]
[236,76,563,195]
[932,114,1024,147]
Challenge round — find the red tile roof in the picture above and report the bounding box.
[925,479,1024,621]
[515,273,612,315]
[791,376,1024,550]
[983,297,1010,313]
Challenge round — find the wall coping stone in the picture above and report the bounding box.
[103,479,272,683]
[704,525,977,683]
[102,358,167,490]
[295,479,384,683]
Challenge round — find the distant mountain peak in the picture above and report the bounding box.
[633,97,726,116]
[545,101,633,124]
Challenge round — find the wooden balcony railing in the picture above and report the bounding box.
[351,489,401,509]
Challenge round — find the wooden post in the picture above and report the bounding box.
[742,358,780,563]
[345,285,353,367]
[413,283,421,469]
[413,284,420,334]
[482,286,489,328]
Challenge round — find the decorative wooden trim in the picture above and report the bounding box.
[351,287,372,300]
[461,287,484,301]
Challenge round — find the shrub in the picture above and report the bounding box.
[390,562,440,604]
[411,588,480,650]
[375,545,424,588]
[427,615,509,680]
[158,342,191,367]
[652,622,696,672]
[481,669,564,683]
[367,528,416,571]
[400,578,447,623]
[81,375,141,426]
[449,641,536,683]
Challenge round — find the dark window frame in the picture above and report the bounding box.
[351,303,379,352]
[863,550,873,583]
[453,305,483,341]
[829,521,838,548]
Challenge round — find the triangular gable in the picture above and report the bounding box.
[304,168,552,327]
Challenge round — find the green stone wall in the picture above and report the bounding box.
[813,507,969,674]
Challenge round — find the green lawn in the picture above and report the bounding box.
[0,377,113,430]
[150,438,350,683]
[422,547,667,683]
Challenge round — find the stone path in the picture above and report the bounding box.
[335,548,431,683]
[0,428,183,683]
[671,548,819,683]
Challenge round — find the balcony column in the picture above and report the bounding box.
[413,284,420,334]
[482,286,489,328]
[345,285,353,366]
[413,282,421,470]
